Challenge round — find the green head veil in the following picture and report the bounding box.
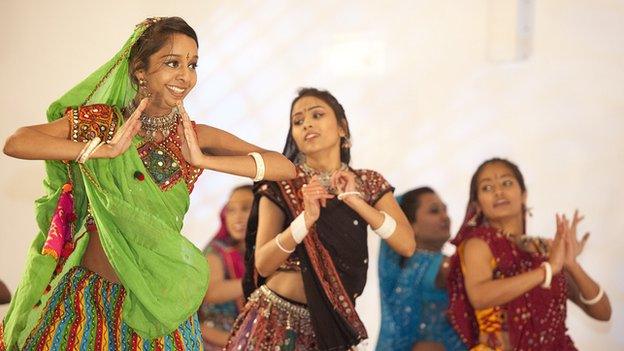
[2,18,209,349]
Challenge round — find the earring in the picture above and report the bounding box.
[138,79,151,98]
[468,210,480,226]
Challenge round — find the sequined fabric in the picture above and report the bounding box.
[377,247,464,350]
[242,166,394,350]
[67,104,118,144]
[137,120,202,192]
[447,228,577,350]
[225,285,317,351]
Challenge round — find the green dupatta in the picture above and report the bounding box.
[2,18,209,350]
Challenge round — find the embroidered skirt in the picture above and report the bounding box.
[14,266,203,351]
[225,285,316,351]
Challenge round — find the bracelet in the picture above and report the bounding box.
[372,211,397,239]
[77,137,102,164]
[90,142,106,160]
[337,191,362,201]
[80,141,104,164]
[275,234,295,253]
[248,152,266,182]
[75,139,91,162]
[290,212,308,244]
[540,261,552,289]
[579,286,604,305]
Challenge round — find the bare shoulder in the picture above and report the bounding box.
[463,237,493,259]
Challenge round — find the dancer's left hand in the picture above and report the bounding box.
[177,102,205,167]
[330,170,358,194]
[563,210,590,269]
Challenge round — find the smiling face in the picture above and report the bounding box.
[134,33,198,114]
[475,162,527,225]
[224,187,254,242]
[290,96,347,159]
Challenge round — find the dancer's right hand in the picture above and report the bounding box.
[99,98,146,158]
[302,176,334,229]
[548,214,568,274]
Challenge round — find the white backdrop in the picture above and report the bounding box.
[1,1,622,349]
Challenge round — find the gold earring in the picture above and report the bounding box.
[138,79,151,98]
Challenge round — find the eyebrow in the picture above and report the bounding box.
[159,54,199,60]
[292,105,324,117]
[478,173,513,184]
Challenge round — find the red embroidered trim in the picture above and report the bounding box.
[67,104,118,143]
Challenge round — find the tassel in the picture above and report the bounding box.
[42,182,76,261]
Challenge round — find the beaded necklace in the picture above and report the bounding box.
[125,101,179,141]
[299,161,348,192]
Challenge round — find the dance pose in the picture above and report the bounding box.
[1,17,295,351]
[226,88,416,350]
[377,187,464,351]
[447,158,611,350]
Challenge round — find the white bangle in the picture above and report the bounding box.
[337,191,362,201]
[247,152,266,182]
[275,234,295,253]
[290,212,308,244]
[77,137,102,164]
[372,211,396,239]
[541,261,552,289]
[579,286,604,305]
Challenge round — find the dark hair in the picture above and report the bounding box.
[399,187,435,224]
[282,87,352,164]
[129,17,198,87]
[397,187,435,267]
[468,157,527,230]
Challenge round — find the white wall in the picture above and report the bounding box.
[1,1,622,349]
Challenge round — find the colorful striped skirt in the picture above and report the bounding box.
[17,266,204,351]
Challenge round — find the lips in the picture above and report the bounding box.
[304,132,320,141]
[493,199,510,207]
[166,85,186,98]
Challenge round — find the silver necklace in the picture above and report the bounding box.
[300,162,348,191]
[126,102,179,141]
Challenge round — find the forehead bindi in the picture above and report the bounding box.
[294,97,328,112]
[479,164,515,184]
[155,34,198,59]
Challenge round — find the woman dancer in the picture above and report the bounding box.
[377,187,464,351]
[447,158,611,350]
[226,87,416,350]
[199,185,253,350]
[1,17,295,351]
